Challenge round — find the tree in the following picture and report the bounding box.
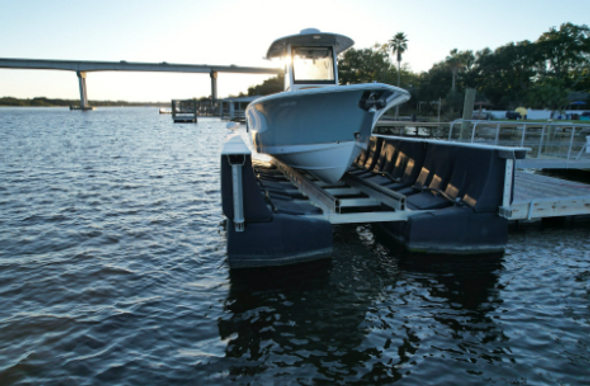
[338,45,393,85]
[445,49,474,91]
[388,32,409,88]
[536,23,590,88]
[474,42,537,108]
[446,49,462,91]
[389,32,408,118]
[525,78,569,116]
[415,61,452,102]
[247,74,284,96]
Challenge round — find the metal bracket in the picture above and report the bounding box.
[527,200,535,221]
[498,206,512,219]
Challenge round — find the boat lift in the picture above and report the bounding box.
[223,133,428,235]
[222,132,590,268]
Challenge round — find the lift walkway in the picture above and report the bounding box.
[505,171,590,220]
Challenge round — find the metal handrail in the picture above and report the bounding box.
[448,120,590,162]
[449,119,590,140]
[376,121,445,127]
[378,120,590,166]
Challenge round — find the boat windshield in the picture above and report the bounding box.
[292,47,335,84]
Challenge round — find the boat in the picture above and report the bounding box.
[245,28,411,183]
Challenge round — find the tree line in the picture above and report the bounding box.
[0,97,168,107]
[247,23,590,116]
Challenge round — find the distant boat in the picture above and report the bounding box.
[246,28,410,183]
[159,108,172,114]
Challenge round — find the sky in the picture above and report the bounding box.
[1,0,589,102]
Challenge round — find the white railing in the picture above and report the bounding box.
[376,120,590,164]
[448,120,590,162]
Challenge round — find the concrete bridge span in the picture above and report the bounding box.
[0,58,283,109]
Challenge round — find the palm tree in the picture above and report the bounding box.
[388,32,408,118]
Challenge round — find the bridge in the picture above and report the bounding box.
[0,58,283,109]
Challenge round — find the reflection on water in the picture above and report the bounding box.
[213,225,510,384]
[1,108,589,385]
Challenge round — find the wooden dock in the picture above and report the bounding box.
[504,171,590,220]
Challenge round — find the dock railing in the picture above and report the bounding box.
[376,120,590,169]
[375,121,450,138]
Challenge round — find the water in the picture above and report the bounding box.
[1,107,589,385]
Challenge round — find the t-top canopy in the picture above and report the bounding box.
[266,28,355,59]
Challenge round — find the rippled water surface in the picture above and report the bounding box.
[1,107,589,385]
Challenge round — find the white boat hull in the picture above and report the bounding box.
[246,83,410,183]
[260,140,363,183]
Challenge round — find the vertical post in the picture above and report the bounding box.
[231,162,245,232]
[547,125,556,155]
[76,71,89,109]
[286,44,294,92]
[332,46,339,86]
[193,99,197,123]
[210,71,218,102]
[502,158,514,209]
[437,97,441,123]
[520,124,527,147]
[538,125,546,158]
[470,121,479,143]
[448,121,455,141]
[495,123,501,145]
[567,126,576,161]
[460,88,476,140]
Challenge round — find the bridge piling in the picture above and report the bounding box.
[76,71,91,110]
[210,71,218,101]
